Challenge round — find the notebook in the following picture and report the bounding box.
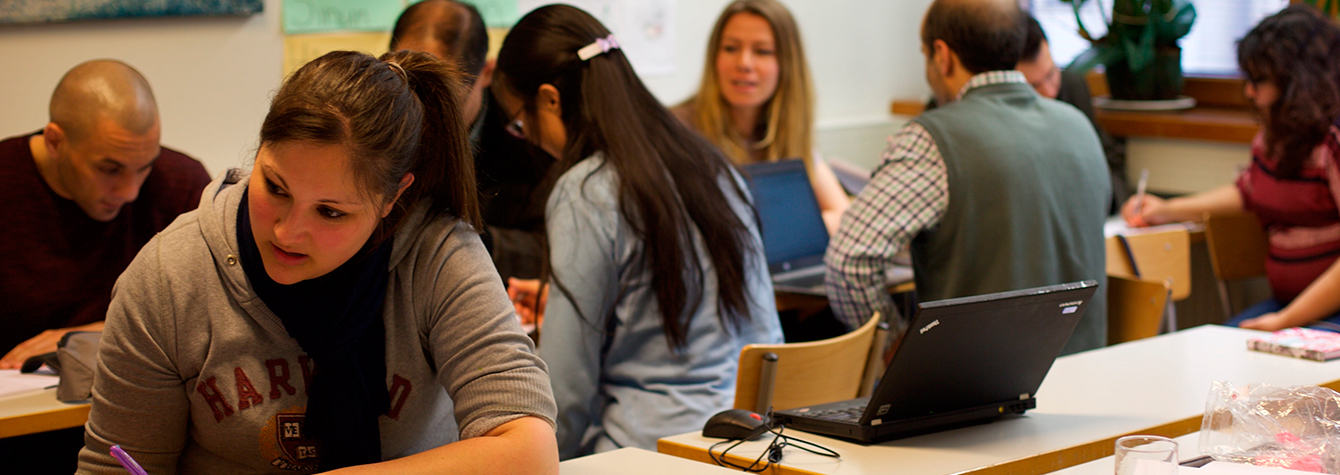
[774,281,1098,443]
[742,160,911,296]
[1247,327,1340,362]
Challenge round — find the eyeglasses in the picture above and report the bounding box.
[505,103,526,140]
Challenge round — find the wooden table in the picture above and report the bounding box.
[0,388,89,439]
[658,326,1340,475]
[561,447,747,474]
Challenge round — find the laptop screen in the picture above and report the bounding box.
[742,160,830,273]
[866,281,1098,422]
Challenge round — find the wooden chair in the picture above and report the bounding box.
[1203,212,1268,319]
[733,313,887,413]
[1106,275,1172,344]
[1104,229,1191,344]
[1105,229,1192,301]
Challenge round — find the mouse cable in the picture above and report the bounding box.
[708,422,840,472]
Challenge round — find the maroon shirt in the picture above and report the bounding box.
[0,132,211,354]
[1237,119,1340,303]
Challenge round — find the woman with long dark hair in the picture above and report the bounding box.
[1123,4,1340,331]
[495,4,782,458]
[76,50,558,474]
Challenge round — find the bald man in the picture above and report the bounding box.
[391,0,555,284]
[0,60,210,368]
[825,0,1109,354]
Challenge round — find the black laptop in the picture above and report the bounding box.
[774,281,1099,443]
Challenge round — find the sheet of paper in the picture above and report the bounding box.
[283,32,393,76]
[0,369,58,399]
[283,0,413,34]
[517,0,676,77]
[284,0,522,33]
[1104,215,1204,238]
[467,0,522,28]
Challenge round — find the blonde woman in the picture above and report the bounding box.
[674,0,849,233]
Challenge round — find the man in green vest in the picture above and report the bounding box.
[824,0,1110,355]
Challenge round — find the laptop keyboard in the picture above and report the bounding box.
[811,404,866,422]
[778,272,825,290]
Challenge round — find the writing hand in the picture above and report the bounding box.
[507,278,548,328]
[1120,194,1170,228]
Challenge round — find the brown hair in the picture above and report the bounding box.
[260,50,480,240]
[495,4,757,350]
[920,0,1026,74]
[682,0,814,168]
[1238,4,1340,178]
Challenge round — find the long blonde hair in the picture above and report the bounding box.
[683,0,814,167]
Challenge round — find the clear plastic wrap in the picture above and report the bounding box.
[1200,381,1340,473]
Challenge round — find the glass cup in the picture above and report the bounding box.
[1114,435,1178,475]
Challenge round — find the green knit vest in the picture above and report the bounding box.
[910,81,1110,355]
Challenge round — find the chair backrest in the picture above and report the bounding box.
[1105,229,1192,301]
[1107,275,1171,345]
[1204,212,1268,281]
[733,313,882,413]
[1204,212,1269,319]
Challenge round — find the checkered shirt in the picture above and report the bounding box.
[824,71,1029,331]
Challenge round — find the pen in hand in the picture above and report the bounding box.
[1133,168,1150,222]
[110,445,149,475]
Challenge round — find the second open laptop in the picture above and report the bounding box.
[742,160,912,296]
[773,281,1099,443]
[742,160,831,295]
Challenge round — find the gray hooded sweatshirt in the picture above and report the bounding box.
[77,169,557,474]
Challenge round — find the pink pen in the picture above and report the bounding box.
[110,445,149,475]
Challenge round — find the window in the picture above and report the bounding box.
[1027,0,1288,76]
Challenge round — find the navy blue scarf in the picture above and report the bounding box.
[237,190,392,470]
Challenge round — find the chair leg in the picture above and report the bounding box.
[1216,280,1235,322]
[1161,297,1177,334]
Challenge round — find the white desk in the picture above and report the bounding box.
[561,447,745,474]
[658,326,1340,475]
[1050,432,1203,475]
[0,388,89,439]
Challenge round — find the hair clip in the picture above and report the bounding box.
[577,34,620,61]
[386,61,408,83]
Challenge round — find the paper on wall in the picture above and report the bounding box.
[516,0,676,77]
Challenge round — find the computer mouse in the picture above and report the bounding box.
[702,409,769,440]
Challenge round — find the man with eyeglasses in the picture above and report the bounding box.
[391,0,555,283]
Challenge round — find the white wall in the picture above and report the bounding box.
[0,0,928,176]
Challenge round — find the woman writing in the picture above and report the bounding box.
[495,5,783,458]
[1123,5,1340,332]
[77,51,558,474]
[675,0,849,233]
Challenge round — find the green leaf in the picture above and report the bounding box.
[1159,0,1196,42]
[1065,44,1126,75]
[1124,21,1157,72]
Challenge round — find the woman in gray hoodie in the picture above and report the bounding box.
[76,50,559,474]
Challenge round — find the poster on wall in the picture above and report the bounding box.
[516,0,676,77]
[279,0,673,78]
[283,0,520,34]
[0,0,262,24]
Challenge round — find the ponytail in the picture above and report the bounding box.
[381,50,482,232]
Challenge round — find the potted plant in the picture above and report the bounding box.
[1064,0,1197,101]
[1300,0,1339,21]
